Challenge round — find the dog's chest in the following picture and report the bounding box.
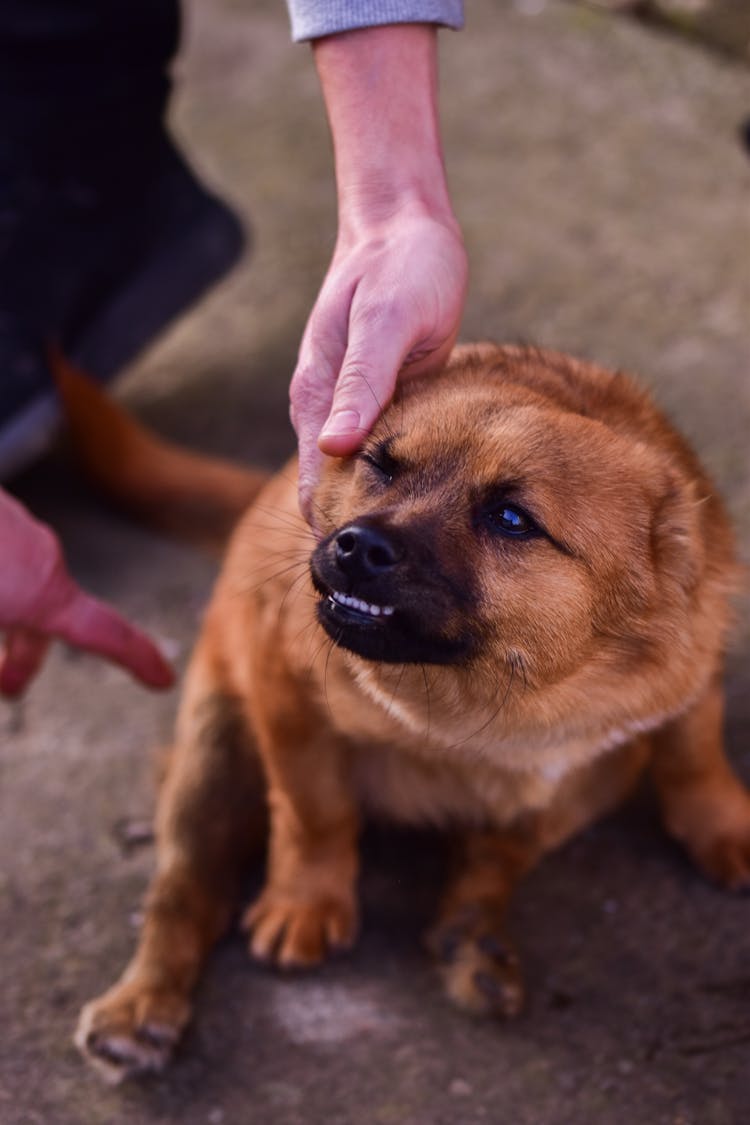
[349,739,565,828]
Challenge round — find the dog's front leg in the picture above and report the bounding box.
[427,824,541,1019]
[651,673,750,890]
[75,656,265,1082]
[242,708,359,969]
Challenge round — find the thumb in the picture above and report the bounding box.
[316,322,409,459]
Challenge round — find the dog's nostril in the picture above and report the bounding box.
[334,524,402,575]
[366,542,397,569]
[337,531,357,557]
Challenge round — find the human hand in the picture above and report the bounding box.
[290,205,467,523]
[290,24,467,526]
[0,488,174,698]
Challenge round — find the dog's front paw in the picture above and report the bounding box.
[428,908,525,1019]
[692,828,750,891]
[74,981,190,1083]
[241,888,357,968]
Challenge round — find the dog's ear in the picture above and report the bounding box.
[650,470,707,596]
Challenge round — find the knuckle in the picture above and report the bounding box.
[337,359,374,386]
[353,296,403,334]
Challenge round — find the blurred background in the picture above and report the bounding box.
[2,1,750,1121]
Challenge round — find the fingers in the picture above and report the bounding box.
[290,286,351,528]
[295,443,326,530]
[48,588,174,690]
[0,628,51,698]
[290,214,468,528]
[1,490,173,695]
[291,294,415,524]
[317,308,409,456]
[290,352,340,528]
[1,593,173,698]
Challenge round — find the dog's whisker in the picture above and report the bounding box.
[288,616,321,661]
[419,663,433,742]
[233,558,309,598]
[384,662,407,720]
[237,548,310,572]
[275,470,329,526]
[247,514,315,541]
[351,369,399,446]
[304,630,331,677]
[246,543,310,560]
[251,502,313,529]
[322,632,342,717]
[242,521,311,542]
[276,566,314,623]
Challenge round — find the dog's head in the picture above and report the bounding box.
[310,345,732,726]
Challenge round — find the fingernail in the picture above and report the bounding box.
[320,409,361,439]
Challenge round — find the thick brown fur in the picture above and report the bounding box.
[67,344,750,1082]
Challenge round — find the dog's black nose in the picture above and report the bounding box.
[334,523,403,579]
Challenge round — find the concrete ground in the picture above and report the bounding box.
[2,1,750,1122]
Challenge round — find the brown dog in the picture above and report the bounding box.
[70,343,750,1082]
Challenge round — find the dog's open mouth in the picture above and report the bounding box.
[327,590,395,622]
[317,581,399,641]
[313,578,470,666]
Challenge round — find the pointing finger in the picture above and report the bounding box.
[49,590,174,689]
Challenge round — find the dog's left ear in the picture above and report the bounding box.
[650,469,706,596]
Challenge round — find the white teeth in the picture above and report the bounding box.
[330,591,395,618]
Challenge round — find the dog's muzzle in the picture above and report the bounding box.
[310,518,473,665]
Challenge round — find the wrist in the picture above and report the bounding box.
[335,192,460,254]
[314,24,456,234]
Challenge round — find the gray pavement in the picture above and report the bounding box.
[2,1,750,1122]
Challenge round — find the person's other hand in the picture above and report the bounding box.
[0,488,174,698]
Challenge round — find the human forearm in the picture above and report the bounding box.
[314,24,456,232]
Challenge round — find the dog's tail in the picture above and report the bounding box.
[51,349,268,550]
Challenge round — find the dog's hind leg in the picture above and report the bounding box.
[75,652,266,1082]
[650,673,750,890]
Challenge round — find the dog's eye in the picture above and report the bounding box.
[361,445,397,483]
[485,504,538,538]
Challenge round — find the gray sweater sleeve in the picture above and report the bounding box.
[285,1,464,42]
